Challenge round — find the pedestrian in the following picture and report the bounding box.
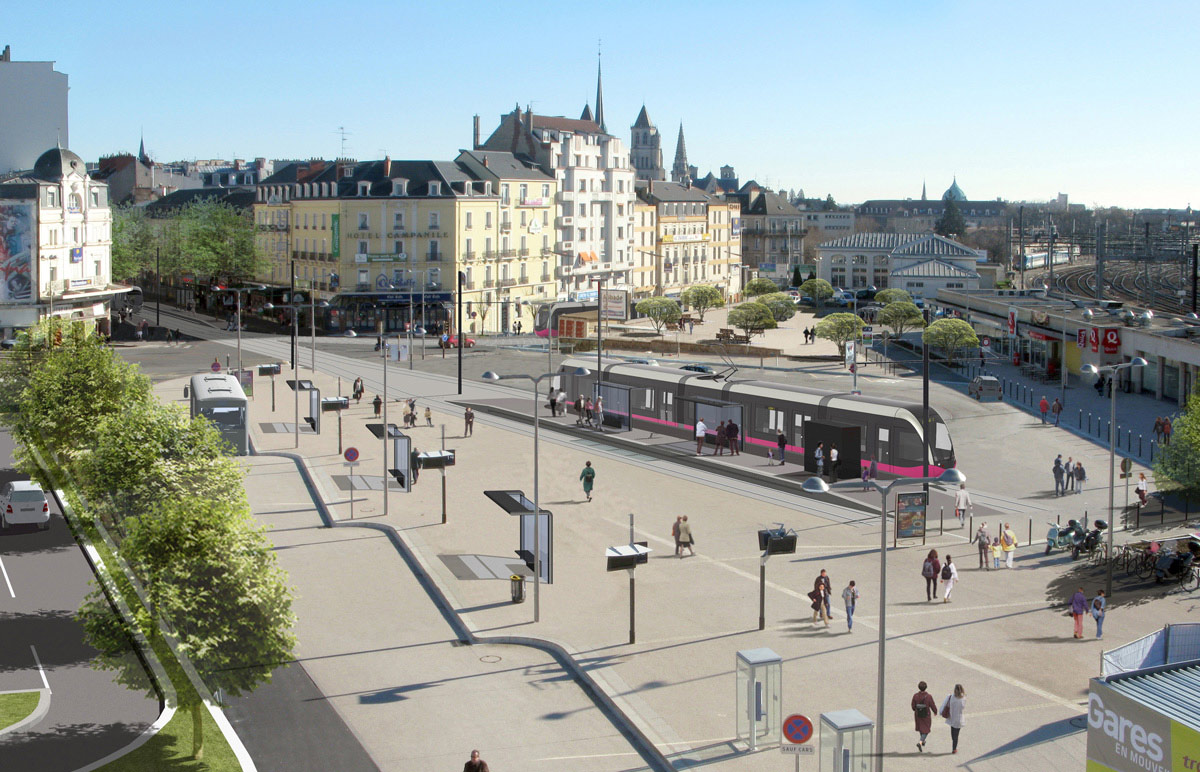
[817,569,834,619]
[672,516,682,557]
[861,464,871,491]
[991,537,1002,569]
[1001,523,1017,568]
[922,549,941,601]
[677,515,694,557]
[580,460,595,502]
[695,418,708,455]
[594,397,605,432]
[714,420,728,455]
[954,484,971,524]
[556,388,566,417]
[372,394,382,418]
[912,681,937,752]
[809,575,829,626]
[940,684,966,754]
[164,328,173,345]
[464,407,474,436]
[776,429,787,465]
[575,394,585,425]
[1053,454,1065,497]
[1094,373,1105,397]
[842,580,859,631]
[1039,395,1050,424]
[463,748,490,772]
[1071,586,1087,639]
[814,442,825,477]
[1074,460,1086,493]
[585,397,594,428]
[868,455,878,481]
[974,521,990,569]
[1136,473,1149,506]
[726,418,740,455]
[1051,397,1063,426]
[828,443,839,480]
[135,326,143,342]
[353,377,364,404]
[173,329,181,344]
[410,447,420,484]
[1153,416,1164,443]
[1164,417,1173,445]
[688,319,695,335]
[1064,456,1075,492]
[803,328,810,344]
[424,406,433,427]
[548,386,557,417]
[940,555,958,602]
[1091,589,1107,639]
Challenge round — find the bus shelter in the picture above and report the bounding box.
[593,382,632,432]
[678,395,743,451]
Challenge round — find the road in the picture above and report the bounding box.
[0,431,160,770]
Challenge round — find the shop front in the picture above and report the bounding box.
[329,291,451,335]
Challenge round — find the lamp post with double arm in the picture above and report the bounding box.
[263,290,329,448]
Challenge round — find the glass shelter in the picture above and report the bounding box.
[735,648,781,750]
[819,709,873,772]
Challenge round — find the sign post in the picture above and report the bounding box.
[1121,456,1133,513]
[781,713,815,769]
[344,447,360,519]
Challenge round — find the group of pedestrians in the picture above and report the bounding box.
[705,419,742,455]
[805,568,859,631]
[1153,416,1173,445]
[670,515,695,556]
[810,441,840,478]
[1038,395,1064,426]
[575,395,605,430]
[547,387,568,418]
[802,327,818,344]
[1051,454,1087,496]
[920,550,959,601]
[1070,586,1107,639]
[912,681,967,754]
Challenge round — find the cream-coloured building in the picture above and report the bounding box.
[633,180,742,301]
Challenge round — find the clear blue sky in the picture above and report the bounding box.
[7,0,1197,209]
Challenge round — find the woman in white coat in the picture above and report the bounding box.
[941,684,966,753]
[941,555,959,602]
[953,484,972,524]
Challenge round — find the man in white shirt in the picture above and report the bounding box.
[829,444,840,481]
[695,419,707,455]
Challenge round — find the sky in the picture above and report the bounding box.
[5,0,1198,209]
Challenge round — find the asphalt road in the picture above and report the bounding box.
[0,431,160,770]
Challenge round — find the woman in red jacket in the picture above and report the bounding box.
[911,680,937,752]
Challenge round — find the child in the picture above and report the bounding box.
[990,537,1002,570]
[861,465,871,491]
[424,406,433,427]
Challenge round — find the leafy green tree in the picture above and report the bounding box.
[758,292,797,322]
[877,301,925,337]
[1155,391,1200,500]
[823,194,837,211]
[679,285,725,321]
[799,278,834,305]
[727,302,776,338]
[170,199,262,282]
[922,317,978,365]
[635,297,682,334]
[814,312,865,357]
[79,496,296,759]
[873,288,912,305]
[742,278,779,297]
[110,205,157,282]
[791,266,804,288]
[935,198,967,237]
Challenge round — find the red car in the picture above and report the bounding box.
[439,334,476,348]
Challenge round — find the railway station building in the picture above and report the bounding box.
[935,288,1200,405]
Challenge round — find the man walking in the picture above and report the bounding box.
[695,418,708,455]
[842,580,859,631]
[776,428,787,465]
[1064,457,1074,492]
[1070,586,1087,639]
[954,484,971,524]
[464,407,474,436]
[671,516,682,557]
[677,515,695,557]
[817,569,834,620]
[1039,395,1050,424]
[1051,397,1063,426]
[463,749,490,772]
[974,521,990,569]
[372,394,383,418]
[828,443,839,481]
[1001,522,1017,568]
[1053,454,1065,497]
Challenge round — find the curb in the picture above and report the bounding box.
[258,448,677,772]
[0,688,51,738]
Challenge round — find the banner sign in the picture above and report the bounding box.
[1086,677,1200,772]
[1102,328,1121,355]
[895,491,927,539]
[0,201,34,304]
[1008,307,1018,337]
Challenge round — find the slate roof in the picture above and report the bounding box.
[890,258,980,279]
[457,150,551,181]
[632,105,654,129]
[145,187,255,213]
[819,233,981,258]
[892,233,981,258]
[639,180,712,203]
[531,114,603,134]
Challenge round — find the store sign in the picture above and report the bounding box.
[70,247,83,263]
[600,289,628,321]
[1103,328,1121,354]
[1085,678,1200,772]
[1078,329,1087,348]
[1089,327,1100,353]
[69,278,90,289]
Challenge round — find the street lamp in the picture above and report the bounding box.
[802,466,967,772]
[214,283,266,377]
[263,291,329,448]
[481,366,590,622]
[1081,357,1148,596]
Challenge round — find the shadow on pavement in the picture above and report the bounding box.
[0,721,153,772]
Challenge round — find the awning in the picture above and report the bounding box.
[580,251,597,263]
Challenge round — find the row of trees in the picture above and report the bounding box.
[111,199,262,285]
[0,319,295,759]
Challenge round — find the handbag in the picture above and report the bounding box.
[940,700,951,719]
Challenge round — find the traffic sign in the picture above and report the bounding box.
[211,359,221,372]
[1120,457,1132,474]
[344,447,360,463]
[981,336,992,349]
[783,714,814,744]
[782,744,815,755]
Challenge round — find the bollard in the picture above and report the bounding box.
[1057,513,1061,525]
[1136,502,1141,528]
[1127,428,1132,451]
[939,506,944,535]
[1150,442,1155,462]
[969,515,973,535]
[1028,517,1033,547]
[1088,413,1093,433]
[1078,409,1082,428]
[1139,435,1143,456]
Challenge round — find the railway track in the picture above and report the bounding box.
[1033,259,1198,317]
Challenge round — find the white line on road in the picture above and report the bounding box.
[30,645,50,692]
[0,555,12,598]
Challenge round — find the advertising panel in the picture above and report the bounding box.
[1078,328,1087,348]
[1086,678,1200,772]
[1103,328,1121,354]
[331,214,340,258]
[895,491,927,539]
[600,288,628,321]
[1090,327,1101,353]
[0,201,35,304]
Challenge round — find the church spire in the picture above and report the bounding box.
[138,132,150,165]
[594,51,606,133]
[671,123,689,184]
[921,179,927,201]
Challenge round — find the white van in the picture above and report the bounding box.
[0,480,50,530]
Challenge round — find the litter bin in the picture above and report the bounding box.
[510,574,526,603]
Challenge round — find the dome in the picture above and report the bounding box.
[33,147,88,182]
[942,177,967,202]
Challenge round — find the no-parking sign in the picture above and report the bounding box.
[344,447,359,463]
[782,713,815,754]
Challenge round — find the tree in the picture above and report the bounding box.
[727,302,776,338]
[814,312,865,357]
[935,198,966,237]
[176,199,263,282]
[922,318,979,365]
[823,194,837,211]
[110,205,157,282]
[873,288,912,305]
[877,301,926,337]
[680,285,725,321]
[635,297,681,334]
[758,292,797,322]
[79,496,296,759]
[742,278,778,298]
[790,265,804,288]
[799,278,834,305]
[1155,391,1200,501]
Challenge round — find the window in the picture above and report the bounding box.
[520,211,527,226]
[429,182,440,196]
[358,269,369,285]
[464,238,472,255]
[500,185,510,205]
[72,226,80,244]
[579,204,586,217]
[94,260,102,278]
[519,184,527,201]
[90,189,99,207]
[465,212,472,229]
[429,212,439,228]
[429,239,440,259]
[542,184,550,198]
[47,188,58,207]
[358,213,368,230]
[358,240,368,254]
[393,212,404,230]
[485,211,492,228]
[394,240,404,255]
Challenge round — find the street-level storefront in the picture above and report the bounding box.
[329,292,450,335]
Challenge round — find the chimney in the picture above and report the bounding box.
[234,159,242,170]
[383,155,391,177]
[482,155,489,168]
[473,115,480,150]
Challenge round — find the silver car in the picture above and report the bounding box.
[1,480,50,530]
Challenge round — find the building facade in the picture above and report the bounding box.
[629,106,665,182]
[817,232,983,298]
[725,184,805,283]
[633,181,742,300]
[857,178,1007,233]
[0,47,68,176]
[0,147,118,337]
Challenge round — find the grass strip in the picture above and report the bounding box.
[0,691,40,732]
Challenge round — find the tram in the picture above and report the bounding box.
[557,357,955,477]
[534,301,598,337]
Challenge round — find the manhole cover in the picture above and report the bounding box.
[479,655,502,664]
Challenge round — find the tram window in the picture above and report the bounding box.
[642,389,653,409]
[935,423,952,451]
[894,429,924,463]
[878,428,889,442]
[760,406,785,433]
[794,414,804,444]
[663,392,673,405]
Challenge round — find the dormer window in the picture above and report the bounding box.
[429,182,441,196]
[46,188,58,207]
[357,182,369,196]
[392,180,407,196]
[342,166,354,179]
[484,182,492,195]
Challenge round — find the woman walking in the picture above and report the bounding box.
[911,681,937,752]
[1091,589,1107,639]
[579,461,596,502]
[809,575,829,626]
[954,484,971,524]
[1071,586,1087,639]
[1136,473,1149,506]
[352,377,365,405]
[940,555,958,602]
[940,684,966,754]
[677,515,695,557]
[921,549,941,601]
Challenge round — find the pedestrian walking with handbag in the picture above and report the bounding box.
[579,461,595,502]
[912,681,937,752]
[939,685,966,754]
[954,484,971,524]
[677,515,695,557]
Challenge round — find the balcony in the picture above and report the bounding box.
[500,221,512,233]
[463,281,476,290]
[484,279,496,288]
[518,248,530,257]
[461,251,476,262]
[500,249,517,258]
[499,278,517,288]
[483,250,498,260]
[427,252,442,261]
[540,273,551,282]
[556,216,574,228]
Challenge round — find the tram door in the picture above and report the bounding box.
[877,427,890,471]
[660,390,674,425]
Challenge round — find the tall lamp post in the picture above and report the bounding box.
[802,467,967,772]
[263,291,329,448]
[481,367,590,622]
[215,283,266,377]
[1082,357,1148,597]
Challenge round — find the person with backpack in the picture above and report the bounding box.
[911,681,937,752]
[922,550,941,601]
[1091,589,1107,639]
[1001,523,1017,568]
[974,522,990,569]
[940,556,958,602]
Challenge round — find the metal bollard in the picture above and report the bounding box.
[1078,409,1082,428]
[1139,435,1143,456]
[1057,513,1061,524]
[1028,517,1033,547]
[1150,442,1155,462]
[940,506,944,535]
[1088,413,1093,433]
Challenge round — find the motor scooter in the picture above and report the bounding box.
[1045,519,1085,555]
[1072,520,1109,560]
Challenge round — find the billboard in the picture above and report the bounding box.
[1087,677,1200,772]
[895,491,927,539]
[0,201,34,304]
[331,214,340,258]
[600,288,628,321]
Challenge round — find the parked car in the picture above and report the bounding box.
[0,480,50,530]
[797,296,815,306]
[439,334,476,348]
[968,375,1002,401]
[680,363,714,373]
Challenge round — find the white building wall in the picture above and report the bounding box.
[0,59,68,175]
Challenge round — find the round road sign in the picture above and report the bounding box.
[344,447,360,463]
[1120,457,1132,474]
[981,336,992,348]
[783,714,813,744]
[211,359,221,373]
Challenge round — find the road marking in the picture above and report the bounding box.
[30,645,50,692]
[0,555,12,597]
